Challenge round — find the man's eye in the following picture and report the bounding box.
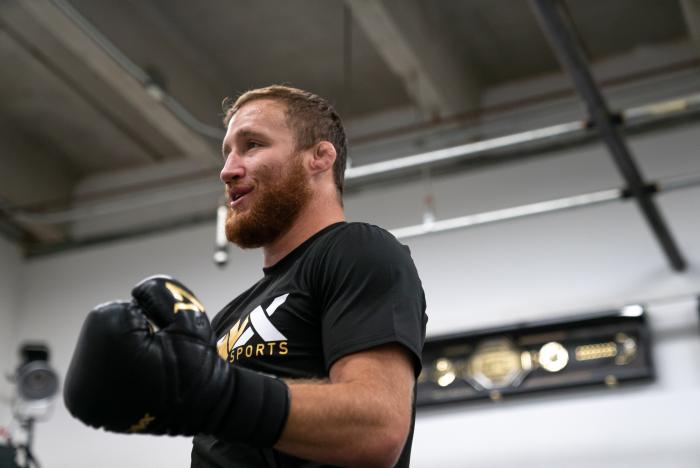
[247,141,261,149]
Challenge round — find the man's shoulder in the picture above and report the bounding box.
[316,221,399,248]
[339,221,394,236]
[310,221,413,268]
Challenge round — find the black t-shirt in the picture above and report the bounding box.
[191,222,427,467]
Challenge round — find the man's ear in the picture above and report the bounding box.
[308,141,337,175]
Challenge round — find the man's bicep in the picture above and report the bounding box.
[329,343,415,406]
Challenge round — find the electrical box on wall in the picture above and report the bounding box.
[417,305,654,406]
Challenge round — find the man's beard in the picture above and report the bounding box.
[225,156,312,249]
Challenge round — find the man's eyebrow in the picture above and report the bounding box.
[238,129,268,140]
[221,129,269,157]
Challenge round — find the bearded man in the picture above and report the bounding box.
[64,85,427,468]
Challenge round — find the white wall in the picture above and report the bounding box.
[8,120,700,467]
[0,236,21,430]
[395,124,700,468]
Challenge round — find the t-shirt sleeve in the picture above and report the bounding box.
[316,224,427,375]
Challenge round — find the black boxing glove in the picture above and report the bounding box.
[63,275,289,447]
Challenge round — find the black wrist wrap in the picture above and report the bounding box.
[207,365,290,448]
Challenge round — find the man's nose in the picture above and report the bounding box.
[220,154,245,183]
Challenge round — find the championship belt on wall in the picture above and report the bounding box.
[417,305,654,406]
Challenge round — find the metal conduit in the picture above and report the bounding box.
[344,121,587,181]
[389,171,700,240]
[343,91,700,184]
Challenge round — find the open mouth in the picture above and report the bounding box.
[230,187,253,207]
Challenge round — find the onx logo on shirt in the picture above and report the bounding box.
[217,293,289,364]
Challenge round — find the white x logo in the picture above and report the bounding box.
[232,293,289,349]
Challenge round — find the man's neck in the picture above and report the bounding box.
[263,198,345,268]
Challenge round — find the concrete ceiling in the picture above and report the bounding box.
[0,0,695,254]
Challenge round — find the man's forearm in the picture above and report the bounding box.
[273,345,415,467]
[275,381,411,467]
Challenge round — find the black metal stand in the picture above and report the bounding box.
[15,419,39,468]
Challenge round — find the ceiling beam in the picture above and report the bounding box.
[345,0,480,118]
[680,0,700,52]
[530,0,687,272]
[1,0,217,164]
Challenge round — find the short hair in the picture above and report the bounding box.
[223,85,348,197]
